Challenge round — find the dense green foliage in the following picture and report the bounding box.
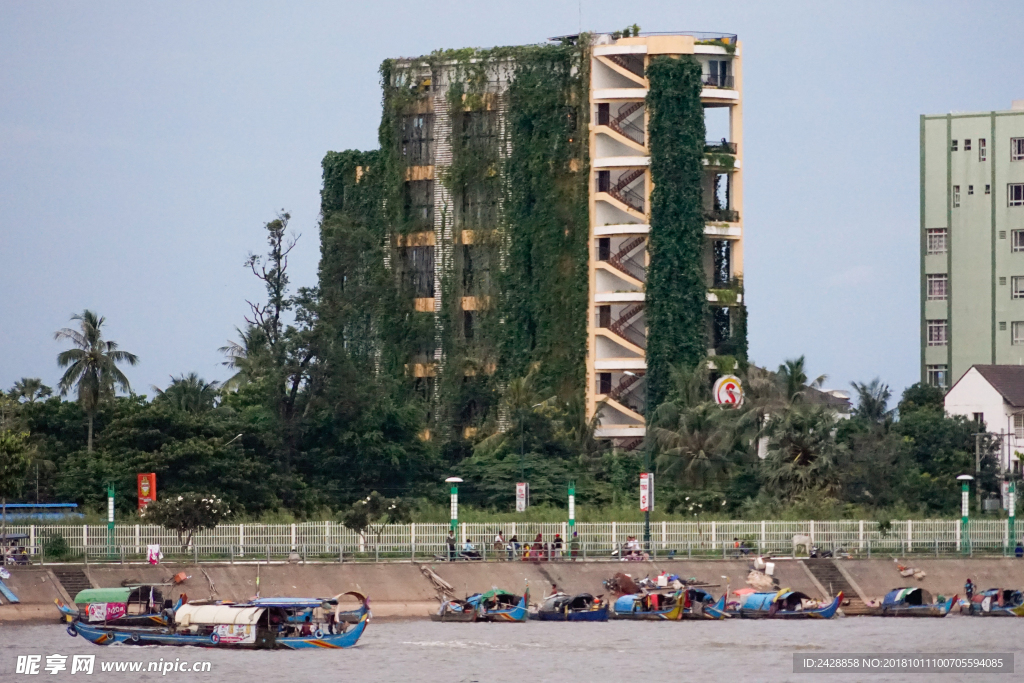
[644,56,710,409]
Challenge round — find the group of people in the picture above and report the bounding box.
[620,536,649,561]
[445,530,581,561]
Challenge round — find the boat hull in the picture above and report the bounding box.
[965,604,1024,617]
[531,605,609,622]
[69,614,368,650]
[56,600,169,627]
[880,597,955,618]
[477,597,528,622]
[731,594,842,620]
[429,611,477,623]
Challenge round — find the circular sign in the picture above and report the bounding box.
[713,375,743,406]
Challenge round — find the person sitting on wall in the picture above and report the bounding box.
[462,538,481,560]
[508,535,519,560]
[1016,542,1023,559]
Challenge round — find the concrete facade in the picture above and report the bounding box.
[921,105,1024,388]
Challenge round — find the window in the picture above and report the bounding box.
[598,372,612,395]
[403,180,434,229]
[1000,230,1006,239]
[459,111,498,152]
[1009,184,1024,206]
[1001,322,1008,331]
[598,237,610,261]
[980,138,987,161]
[927,320,948,346]
[597,170,610,193]
[927,365,948,388]
[596,103,609,126]
[1015,414,1024,439]
[1014,277,1024,299]
[927,228,947,254]
[1013,138,1024,161]
[598,305,611,328]
[462,244,491,295]
[951,140,958,152]
[1013,321,1024,345]
[460,181,497,228]
[927,274,948,300]
[973,412,985,427]
[968,185,974,195]
[463,310,475,340]
[1000,276,1007,285]
[401,246,435,298]
[400,114,435,164]
[965,139,972,151]
[953,185,960,207]
[1015,230,1024,252]
[987,185,992,195]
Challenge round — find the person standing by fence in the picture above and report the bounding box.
[446,531,456,561]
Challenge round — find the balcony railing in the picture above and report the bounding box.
[704,208,739,223]
[611,118,645,146]
[704,140,737,154]
[611,186,645,213]
[701,73,735,89]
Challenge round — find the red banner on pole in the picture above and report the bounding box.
[138,473,156,510]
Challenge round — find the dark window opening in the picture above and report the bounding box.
[598,305,611,328]
[459,111,498,151]
[713,240,731,286]
[404,180,434,229]
[401,246,435,298]
[712,307,731,348]
[597,103,609,126]
[598,237,610,261]
[463,310,475,340]
[597,170,610,193]
[462,244,491,295]
[598,372,612,395]
[401,114,434,164]
[460,181,497,228]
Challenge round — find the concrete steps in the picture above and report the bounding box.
[52,568,91,599]
[802,559,874,615]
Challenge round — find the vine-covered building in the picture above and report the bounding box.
[318,30,746,447]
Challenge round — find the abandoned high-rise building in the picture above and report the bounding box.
[920,103,1024,388]
[319,30,746,446]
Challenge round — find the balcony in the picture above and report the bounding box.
[701,73,734,89]
[704,140,737,154]
[595,303,647,351]
[704,208,739,223]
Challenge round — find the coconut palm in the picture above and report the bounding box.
[8,378,53,404]
[54,310,138,452]
[152,373,220,414]
[761,406,845,498]
[776,356,826,405]
[850,377,893,425]
[218,325,271,390]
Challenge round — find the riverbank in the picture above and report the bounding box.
[3,557,1023,624]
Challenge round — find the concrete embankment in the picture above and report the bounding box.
[3,558,1024,623]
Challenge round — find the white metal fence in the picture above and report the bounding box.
[7,519,1023,561]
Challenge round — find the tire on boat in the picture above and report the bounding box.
[130,633,140,643]
[313,629,324,639]
[211,634,220,645]
[67,625,78,637]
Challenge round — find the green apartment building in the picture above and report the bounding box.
[921,102,1024,388]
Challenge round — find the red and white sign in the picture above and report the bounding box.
[213,624,256,644]
[515,483,529,512]
[138,473,156,510]
[640,472,654,512]
[87,602,127,622]
[713,375,743,406]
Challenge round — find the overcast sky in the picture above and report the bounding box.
[2,0,1021,403]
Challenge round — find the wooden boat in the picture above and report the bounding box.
[964,589,1024,616]
[878,588,956,617]
[531,593,609,622]
[55,587,180,628]
[65,593,370,650]
[467,589,529,622]
[430,599,478,622]
[729,589,842,619]
[611,590,685,620]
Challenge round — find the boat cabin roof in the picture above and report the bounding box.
[175,604,265,626]
[248,597,335,608]
[883,587,932,605]
[74,588,131,604]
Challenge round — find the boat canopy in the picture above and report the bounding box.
[467,590,518,605]
[741,590,811,611]
[883,587,931,606]
[249,598,334,608]
[74,588,131,605]
[175,604,264,626]
[614,595,640,612]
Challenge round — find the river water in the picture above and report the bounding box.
[0,618,1016,682]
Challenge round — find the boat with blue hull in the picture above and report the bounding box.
[531,593,609,622]
[466,589,529,622]
[56,587,181,628]
[63,593,370,650]
[729,590,842,619]
[878,588,956,617]
[965,589,1024,616]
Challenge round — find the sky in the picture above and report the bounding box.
[2,0,1022,404]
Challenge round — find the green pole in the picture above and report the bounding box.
[107,483,115,559]
[568,481,575,532]
[1009,480,1016,550]
[958,475,973,555]
[450,484,458,532]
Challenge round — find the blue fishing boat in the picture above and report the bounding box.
[878,588,956,617]
[729,589,842,619]
[466,589,529,622]
[64,593,370,649]
[430,599,478,622]
[965,589,1024,616]
[611,590,684,620]
[531,593,609,621]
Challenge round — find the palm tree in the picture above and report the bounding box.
[776,356,827,405]
[761,406,844,498]
[8,378,53,404]
[54,311,138,452]
[218,325,271,390]
[152,373,220,414]
[650,401,746,489]
[850,378,893,424]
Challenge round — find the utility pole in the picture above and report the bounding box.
[975,433,982,514]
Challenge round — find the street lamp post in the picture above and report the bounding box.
[445,477,462,533]
[958,474,974,554]
[107,483,115,559]
[568,481,575,534]
[1009,479,1017,550]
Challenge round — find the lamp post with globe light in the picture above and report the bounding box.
[445,477,463,533]
[957,474,974,554]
